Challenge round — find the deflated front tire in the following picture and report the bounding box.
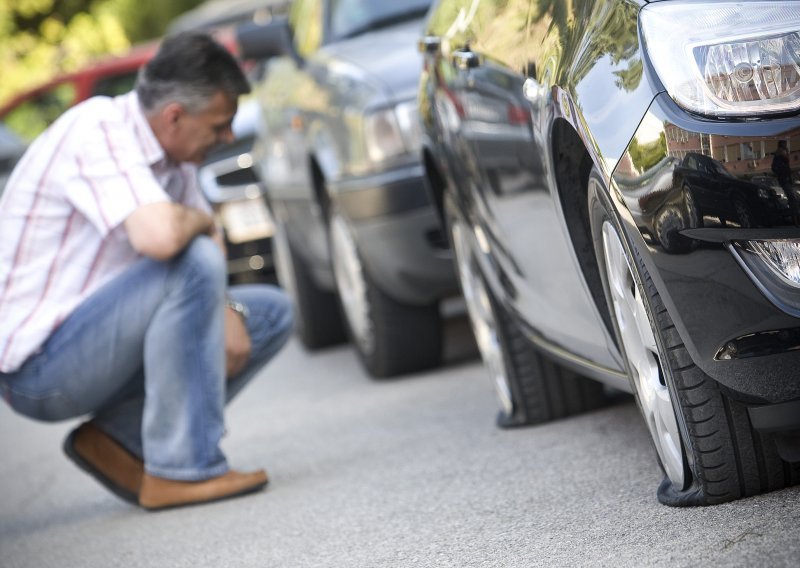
[589,166,800,505]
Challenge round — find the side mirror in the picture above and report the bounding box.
[236,18,299,64]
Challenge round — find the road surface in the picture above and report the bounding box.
[1,317,798,567]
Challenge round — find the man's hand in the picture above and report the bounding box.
[224,305,251,379]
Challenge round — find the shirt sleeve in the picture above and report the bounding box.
[65,104,170,237]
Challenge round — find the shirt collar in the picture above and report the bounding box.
[121,91,166,167]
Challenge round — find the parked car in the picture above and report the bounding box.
[198,95,278,283]
[169,0,285,33]
[672,152,790,228]
[420,0,800,505]
[238,0,459,377]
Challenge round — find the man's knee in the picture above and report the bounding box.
[273,288,294,326]
[231,285,295,354]
[262,287,294,340]
[263,287,294,352]
[174,236,227,292]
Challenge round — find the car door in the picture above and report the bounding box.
[429,0,620,367]
[696,155,729,209]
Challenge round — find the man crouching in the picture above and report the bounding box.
[0,32,293,510]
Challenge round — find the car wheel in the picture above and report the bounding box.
[328,208,442,377]
[446,196,606,428]
[589,167,798,505]
[654,206,689,253]
[272,216,346,349]
[654,188,699,254]
[684,186,700,230]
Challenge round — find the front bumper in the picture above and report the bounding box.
[613,93,800,404]
[329,163,458,305]
[199,137,275,282]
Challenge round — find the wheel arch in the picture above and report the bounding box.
[308,153,332,226]
[421,145,447,232]
[305,115,341,228]
[271,150,337,294]
[550,118,614,335]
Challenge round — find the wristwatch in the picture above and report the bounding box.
[225,299,250,321]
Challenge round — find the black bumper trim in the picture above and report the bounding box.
[330,165,430,220]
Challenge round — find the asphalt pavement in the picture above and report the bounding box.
[1,318,799,567]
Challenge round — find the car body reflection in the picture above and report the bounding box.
[616,128,800,253]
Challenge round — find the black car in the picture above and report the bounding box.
[420,0,800,505]
[237,0,458,377]
[673,152,789,228]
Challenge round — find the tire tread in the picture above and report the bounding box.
[280,228,347,350]
[495,301,606,426]
[634,245,794,505]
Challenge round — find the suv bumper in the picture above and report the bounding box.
[330,163,457,305]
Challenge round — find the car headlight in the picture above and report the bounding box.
[641,1,800,117]
[364,101,422,163]
[771,187,789,203]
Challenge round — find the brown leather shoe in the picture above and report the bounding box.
[63,422,144,504]
[138,469,269,510]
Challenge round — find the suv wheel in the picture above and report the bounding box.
[272,216,346,349]
[328,209,442,377]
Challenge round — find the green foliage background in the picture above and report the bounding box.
[0,0,204,107]
[629,132,667,173]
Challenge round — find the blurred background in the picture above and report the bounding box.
[2,0,202,110]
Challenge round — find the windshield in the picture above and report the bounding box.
[329,0,431,40]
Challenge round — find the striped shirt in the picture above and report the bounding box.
[0,92,211,373]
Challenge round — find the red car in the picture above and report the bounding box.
[0,42,157,143]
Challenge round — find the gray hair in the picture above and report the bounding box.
[136,74,221,114]
[136,32,250,114]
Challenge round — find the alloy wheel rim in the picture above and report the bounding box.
[601,220,685,487]
[330,214,374,354]
[451,220,514,417]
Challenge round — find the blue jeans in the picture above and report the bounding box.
[0,237,293,481]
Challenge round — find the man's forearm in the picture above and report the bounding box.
[125,202,216,260]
